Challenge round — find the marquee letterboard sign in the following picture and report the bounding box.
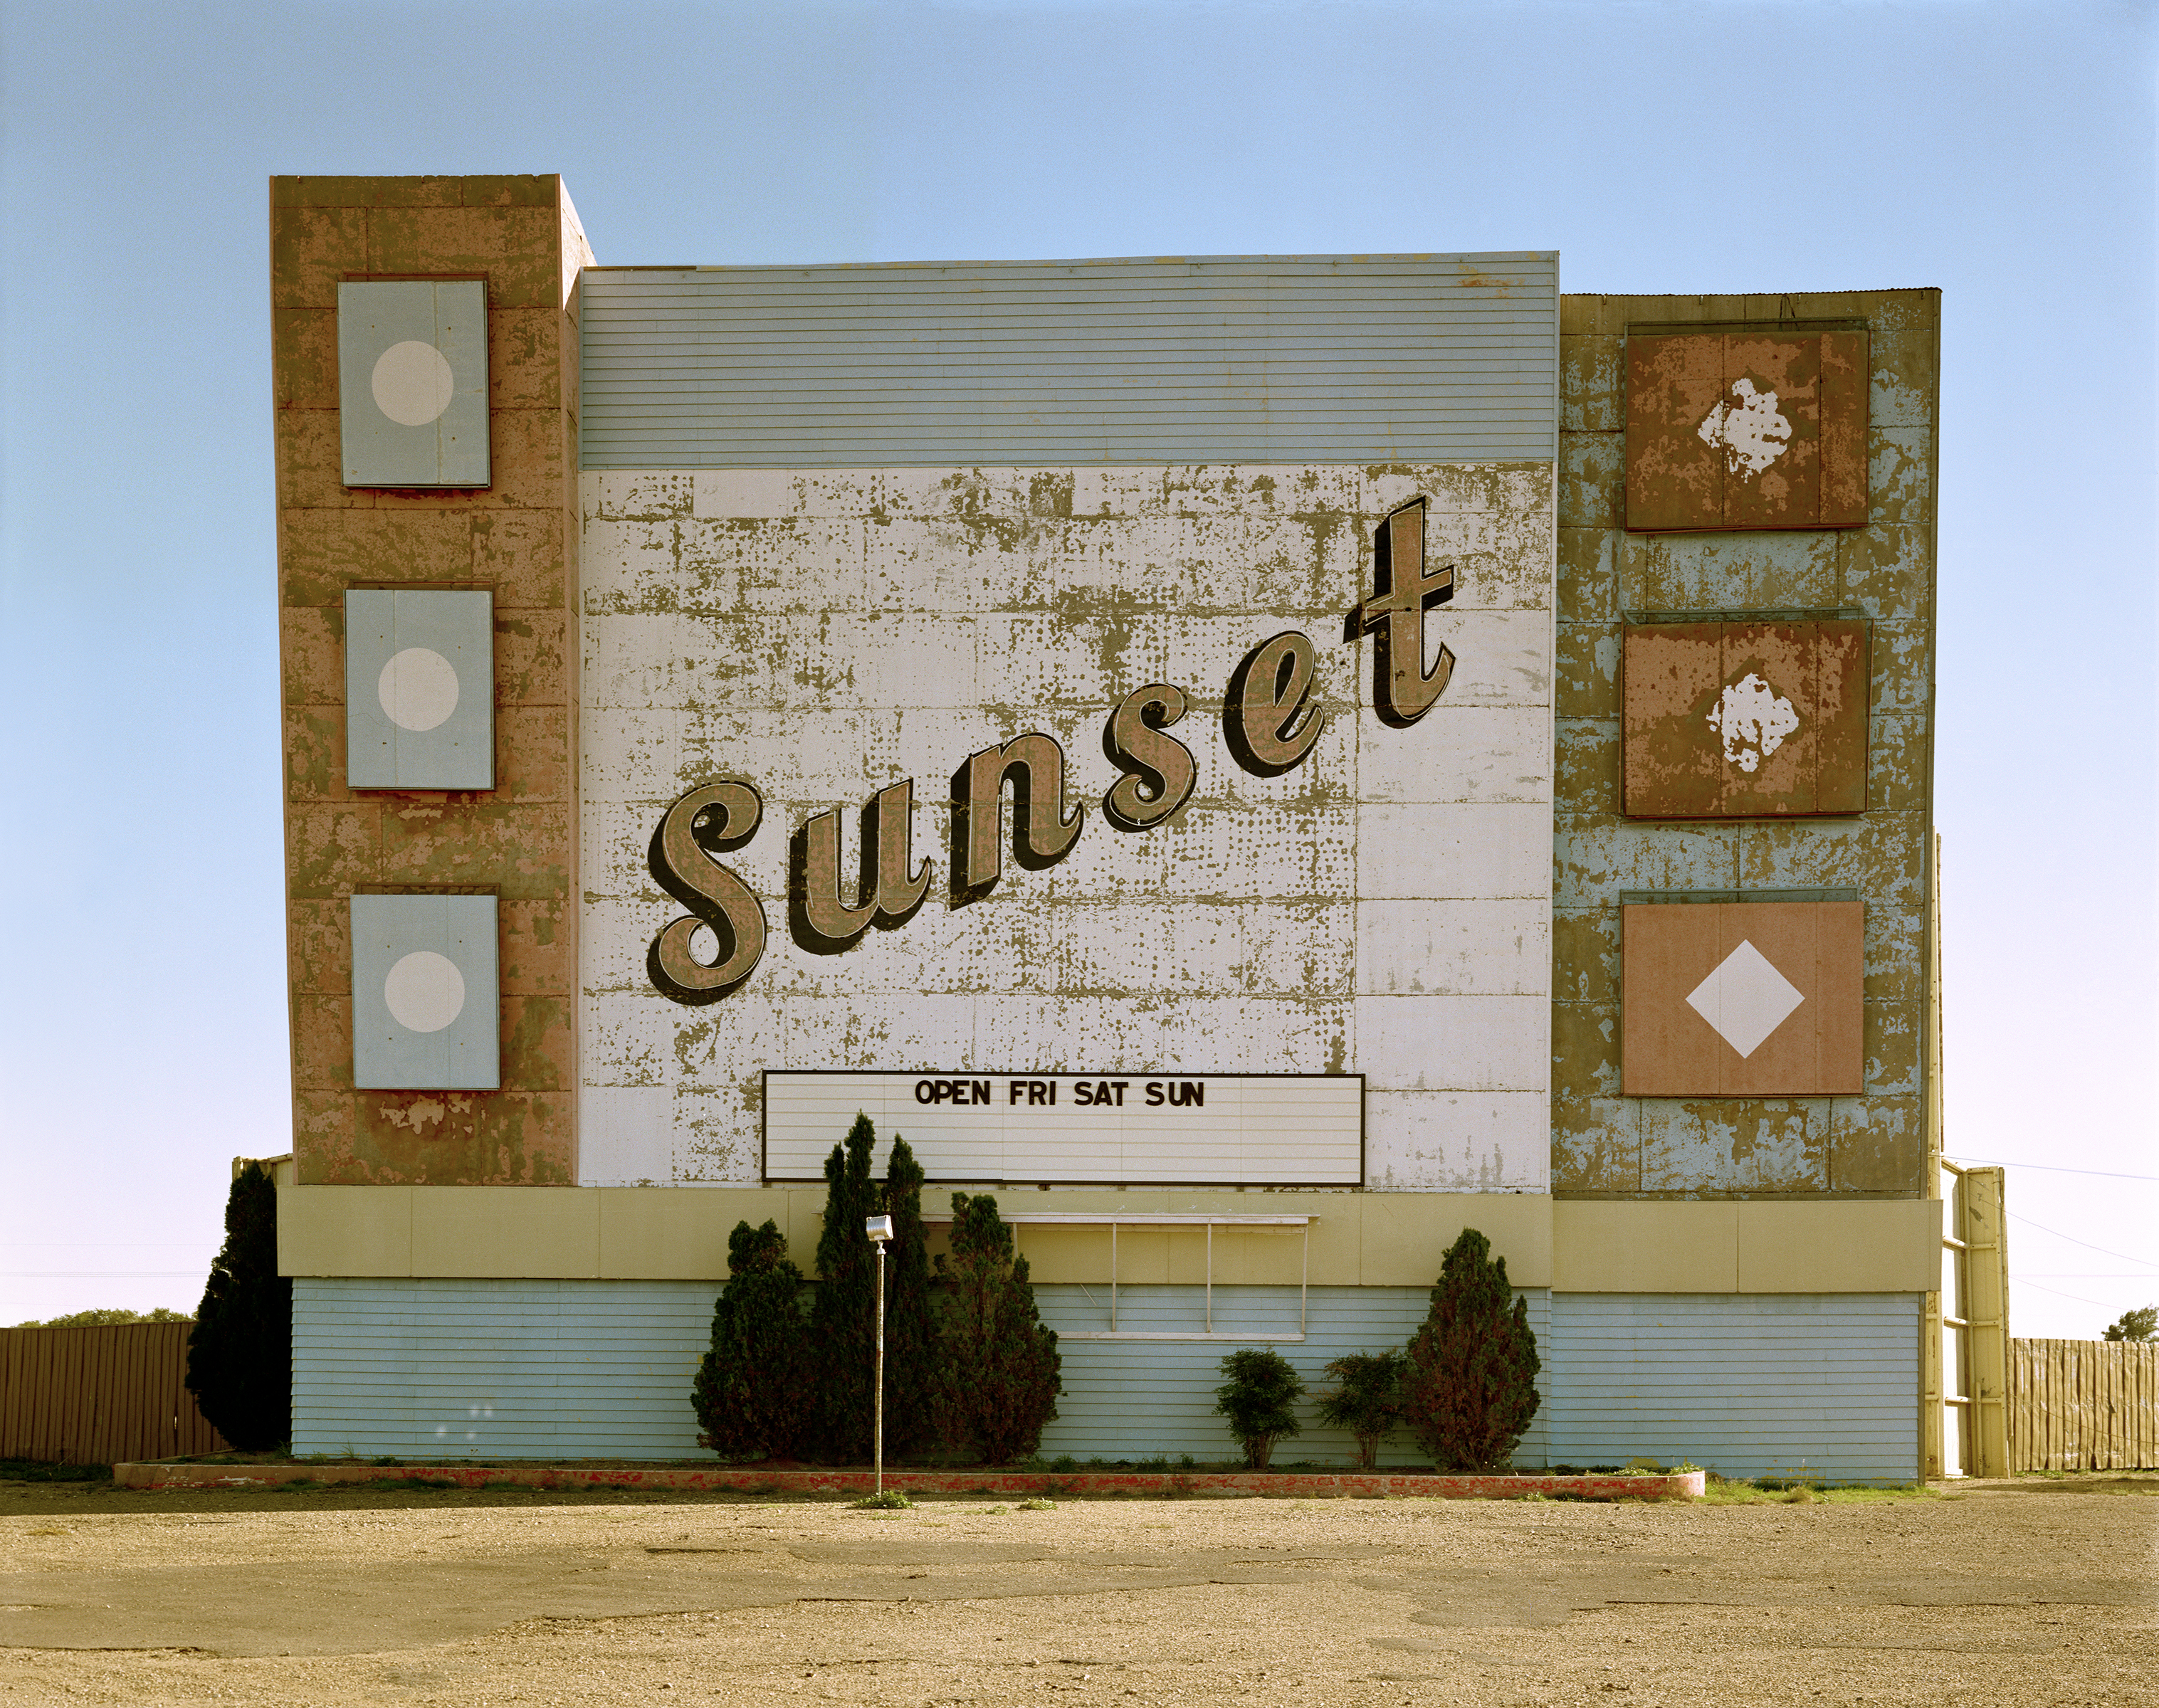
[763,1072,1365,1184]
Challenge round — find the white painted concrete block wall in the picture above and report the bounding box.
[577,464,1555,1191]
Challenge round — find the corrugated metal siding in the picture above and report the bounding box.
[1546,1294,1920,1484]
[0,1322,227,1464]
[293,1278,1550,1467]
[1033,1284,1548,1468]
[580,254,1558,469]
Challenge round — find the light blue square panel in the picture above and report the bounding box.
[338,280,490,488]
[345,589,493,790]
[351,895,500,1090]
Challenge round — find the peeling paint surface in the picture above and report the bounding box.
[577,462,1557,1192]
[1696,379,1793,479]
[1560,290,1937,1196]
[1706,673,1800,773]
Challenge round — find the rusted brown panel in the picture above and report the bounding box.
[1813,619,1871,812]
[1621,900,1864,1097]
[1624,333,1722,529]
[1718,623,1817,816]
[1624,329,1869,532]
[335,1090,576,1184]
[1622,619,1869,819]
[1620,622,1721,817]
[1819,331,1870,523]
[1721,337,1821,529]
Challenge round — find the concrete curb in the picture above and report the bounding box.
[111,1462,1706,1501]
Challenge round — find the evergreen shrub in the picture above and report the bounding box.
[809,1114,882,1462]
[1317,1349,1406,1470]
[690,1219,814,1460]
[184,1162,292,1451]
[1213,1347,1304,1468]
[1400,1228,1541,1471]
[879,1134,938,1458]
[933,1192,1061,1463]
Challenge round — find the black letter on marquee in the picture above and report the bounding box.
[1349,495,1455,727]
[648,780,767,1004]
[1224,631,1325,776]
[1102,682,1197,831]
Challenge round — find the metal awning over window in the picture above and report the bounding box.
[925,1211,1315,1341]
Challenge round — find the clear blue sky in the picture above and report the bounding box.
[1,0,2152,1338]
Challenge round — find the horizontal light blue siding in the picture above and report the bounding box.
[294,1279,716,1460]
[1034,1284,1550,1469]
[1545,1294,1921,1484]
[580,253,1559,469]
[293,1278,1550,1466]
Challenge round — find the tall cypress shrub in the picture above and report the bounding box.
[1400,1228,1541,1471]
[691,1219,813,1460]
[184,1161,293,1451]
[933,1192,1061,1463]
[880,1134,938,1459]
[809,1112,881,1462]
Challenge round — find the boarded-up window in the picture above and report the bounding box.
[1622,619,1869,818]
[1621,901,1863,1097]
[338,280,490,489]
[345,589,494,791]
[1625,330,1867,532]
[350,894,500,1090]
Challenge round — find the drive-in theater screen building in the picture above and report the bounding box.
[273,174,1945,1478]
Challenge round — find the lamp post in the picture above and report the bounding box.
[865,1213,893,1497]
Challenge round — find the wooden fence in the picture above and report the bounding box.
[0,1320,228,1465]
[2009,1337,2159,1472]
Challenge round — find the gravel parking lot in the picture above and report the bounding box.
[2,1475,2153,1706]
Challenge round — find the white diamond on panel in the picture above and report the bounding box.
[1685,939,1804,1059]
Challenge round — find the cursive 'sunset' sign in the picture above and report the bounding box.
[648,497,1452,1005]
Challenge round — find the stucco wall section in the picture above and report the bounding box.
[274,174,589,1184]
[577,463,1555,1191]
[1553,291,1938,1197]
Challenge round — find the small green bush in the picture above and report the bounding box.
[851,1488,913,1509]
[1214,1348,1305,1469]
[1317,1349,1407,1470]
[184,1162,292,1451]
[1399,1228,1540,1472]
[692,1220,814,1461]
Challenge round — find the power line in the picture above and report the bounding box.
[1945,1156,2159,1181]
[2007,1212,2159,1270]
[2013,1279,2107,1307]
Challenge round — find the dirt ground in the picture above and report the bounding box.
[1,1475,2154,1707]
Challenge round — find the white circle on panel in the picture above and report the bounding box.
[385,950,466,1034]
[372,340,456,426]
[378,648,460,732]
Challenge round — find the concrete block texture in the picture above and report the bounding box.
[579,460,1557,1191]
[273,176,587,1185]
[1553,290,1937,1199]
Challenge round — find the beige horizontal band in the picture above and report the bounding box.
[277,1186,1940,1295]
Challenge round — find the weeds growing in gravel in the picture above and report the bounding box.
[850,1489,913,1509]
